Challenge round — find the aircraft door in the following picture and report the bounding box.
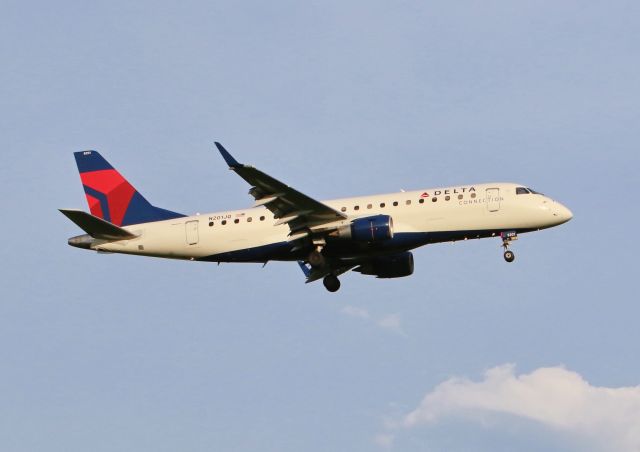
[486,188,500,212]
[185,220,199,245]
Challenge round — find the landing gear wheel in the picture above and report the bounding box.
[504,250,515,263]
[323,274,341,292]
[500,231,517,263]
[308,250,325,268]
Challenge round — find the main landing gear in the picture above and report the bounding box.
[323,274,341,292]
[308,245,341,292]
[308,249,326,268]
[501,231,517,263]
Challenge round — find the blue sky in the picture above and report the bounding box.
[1,1,639,451]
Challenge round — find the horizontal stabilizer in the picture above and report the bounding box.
[59,209,138,240]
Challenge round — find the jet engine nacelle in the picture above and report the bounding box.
[355,252,414,278]
[335,215,394,242]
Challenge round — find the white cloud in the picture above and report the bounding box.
[340,306,405,335]
[341,305,370,320]
[377,313,405,335]
[397,364,640,452]
[373,433,394,449]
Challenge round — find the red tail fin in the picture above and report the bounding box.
[74,151,184,226]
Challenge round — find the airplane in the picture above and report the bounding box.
[60,143,573,292]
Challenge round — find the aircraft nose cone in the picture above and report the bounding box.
[555,203,573,224]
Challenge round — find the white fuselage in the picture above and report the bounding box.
[89,182,573,263]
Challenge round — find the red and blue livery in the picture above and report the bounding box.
[74,150,184,226]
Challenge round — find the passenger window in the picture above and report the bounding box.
[260,216,265,221]
[341,207,346,212]
[234,219,239,224]
[419,198,424,204]
[367,203,372,209]
[406,200,411,205]
[380,202,386,208]
[458,194,463,200]
[445,195,450,201]
[471,193,476,198]
[247,217,252,222]
[516,187,530,195]
[393,201,398,206]
[222,220,227,225]
[354,205,360,211]
[432,197,437,202]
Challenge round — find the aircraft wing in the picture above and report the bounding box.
[215,143,347,237]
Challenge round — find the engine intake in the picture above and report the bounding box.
[355,252,414,278]
[335,215,394,242]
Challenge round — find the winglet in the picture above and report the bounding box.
[215,142,242,168]
[297,261,311,278]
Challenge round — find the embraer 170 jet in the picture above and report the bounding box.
[60,143,573,292]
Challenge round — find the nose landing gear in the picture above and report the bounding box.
[501,231,517,263]
[503,250,515,263]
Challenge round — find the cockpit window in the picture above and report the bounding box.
[527,188,543,195]
[516,187,530,195]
